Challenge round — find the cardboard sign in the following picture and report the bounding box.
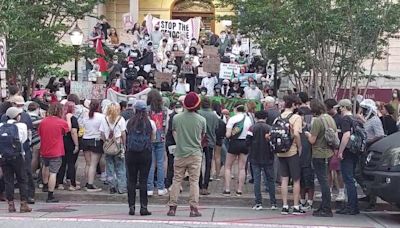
[173,51,185,57]
[0,37,7,70]
[154,72,172,88]
[91,84,106,100]
[238,73,257,87]
[219,63,242,80]
[203,58,221,73]
[203,45,219,58]
[70,81,93,100]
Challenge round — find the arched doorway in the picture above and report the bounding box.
[171,0,215,32]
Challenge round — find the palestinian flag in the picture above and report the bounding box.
[96,39,109,79]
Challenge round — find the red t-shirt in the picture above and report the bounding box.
[38,116,69,158]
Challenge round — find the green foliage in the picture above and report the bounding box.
[0,0,104,85]
[218,0,400,99]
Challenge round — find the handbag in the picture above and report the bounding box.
[103,117,123,156]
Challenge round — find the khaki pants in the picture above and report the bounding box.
[168,155,202,207]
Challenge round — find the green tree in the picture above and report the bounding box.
[0,0,103,94]
[218,0,400,100]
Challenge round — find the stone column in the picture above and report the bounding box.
[130,0,139,23]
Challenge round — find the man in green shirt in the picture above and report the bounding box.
[168,92,206,218]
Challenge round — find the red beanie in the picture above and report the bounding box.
[183,92,201,111]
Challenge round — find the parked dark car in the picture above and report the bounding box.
[364,132,400,208]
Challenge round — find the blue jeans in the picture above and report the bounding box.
[341,154,359,211]
[105,155,127,193]
[252,162,276,205]
[147,142,165,191]
[313,158,331,211]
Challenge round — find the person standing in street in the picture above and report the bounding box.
[0,107,32,213]
[305,100,336,217]
[126,100,156,216]
[167,92,206,217]
[197,97,219,195]
[39,103,70,203]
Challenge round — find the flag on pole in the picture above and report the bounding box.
[96,39,108,74]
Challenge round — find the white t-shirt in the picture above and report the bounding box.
[174,82,189,94]
[226,113,253,140]
[201,76,218,96]
[244,87,264,100]
[0,120,28,144]
[99,116,127,139]
[82,112,105,139]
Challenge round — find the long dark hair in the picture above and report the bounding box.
[147,89,163,113]
[89,100,100,119]
[127,109,151,133]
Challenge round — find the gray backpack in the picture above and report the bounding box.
[320,114,340,149]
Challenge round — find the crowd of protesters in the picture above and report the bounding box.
[0,16,399,218]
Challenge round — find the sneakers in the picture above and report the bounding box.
[147,191,154,196]
[292,207,306,215]
[301,202,312,211]
[46,197,59,203]
[252,204,263,210]
[85,184,102,192]
[235,191,243,196]
[158,189,168,196]
[269,204,278,210]
[222,190,231,196]
[281,207,290,215]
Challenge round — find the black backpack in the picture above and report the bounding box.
[347,117,367,155]
[269,113,294,153]
[127,120,152,152]
[0,123,21,160]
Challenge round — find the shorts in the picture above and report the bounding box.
[300,167,315,188]
[82,139,104,154]
[41,157,62,174]
[216,138,223,147]
[278,154,301,181]
[329,154,341,171]
[228,139,248,155]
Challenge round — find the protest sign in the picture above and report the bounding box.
[91,84,106,100]
[123,13,134,31]
[241,38,250,55]
[203,45,219,58]
[70,81,92,99]
[219,63,242,80]
[0,37,7,70]
[203,58,221,73]
[107,88,151,103]
[238,73,257,87]
[173,51,185,57]
[154,72,172,88]
[145,14,201,40]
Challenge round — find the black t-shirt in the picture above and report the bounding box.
[298,106,313,167]
[332,113,343,139]
[64,116,79,147]
[340,115,353,158]
[248,121,273,165]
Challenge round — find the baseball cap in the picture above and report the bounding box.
[261,96,275,104]
[134,100,147,111]
[8,95,25,105]
[6,107,23,119]
[334,99,352,108]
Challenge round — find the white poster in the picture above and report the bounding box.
[0,37,7,70]
[219,63,243,80]
[145,14,201,41]
[241,38,250,55]
[123,13,134,31]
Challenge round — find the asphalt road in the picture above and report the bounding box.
[0,202,398,228]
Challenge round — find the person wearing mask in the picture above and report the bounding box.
[125,100,156,216]
[125,61,138,94]
[335,99,360,215]
[356,99,385,211]
[305,100,337,217]
[0,107,32,212]
[165,102,183,189]
[200,73,218,97]
[88,63,101,83]
[156,39,169,72]
[197,97,219,195]
[127,43,142,63]
[82,100,104,192]
[324,99,346,202]
[167,92,205,217]
[139,33,151,52]
[150,24,163,48]
[180,56,196,92]
[99,15,111,40]
[216,31,232,56]
[99,103,127,194]
[390,89,400,121]
[147,90,169,196]
[131,79,143,95]
[244,78,264,101]
[224,104,253,197]
[221,79,231,97]
[277,95,305,215]
[379,103,398,135]
[247,111,277,211]
[173,74,189,95]
[39,103,70,203]
[228,78,244,98]
[107,55,123,84]
[55,102,80,191]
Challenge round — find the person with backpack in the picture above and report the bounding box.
[146,89,169,196]
[38,103,70,203]
[305,100,339,217]
[247,111,277,211]
[273,94,305,215]
[167,92,205,217]
[99,103,127,194]
[0,107,32,213]
[335,99,361,215]
[125,100,155,216]
[223,104,253,197]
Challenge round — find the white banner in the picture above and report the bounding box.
[106,88,151,104]
[219,63,243,80]
[145,14,201,41]
[0,37,7,70]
